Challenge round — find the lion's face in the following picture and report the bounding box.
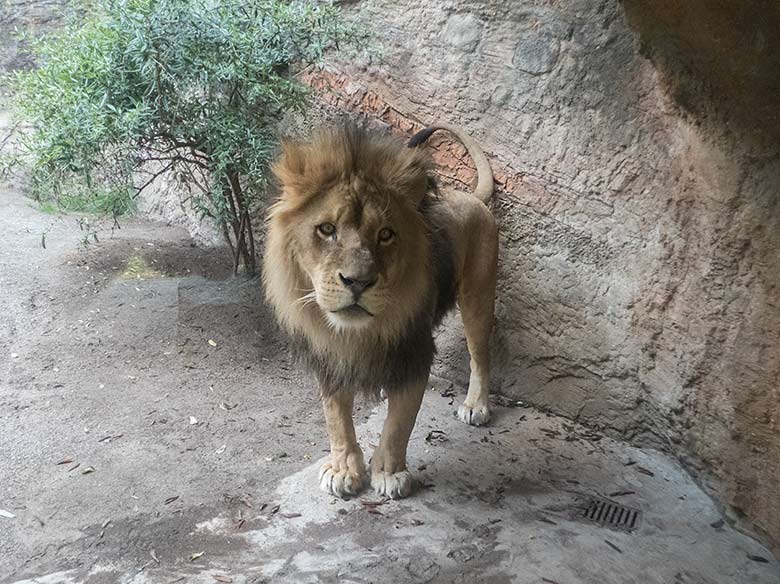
[285,179,426,330]
[293,178,419,328]
[264,125,433,339]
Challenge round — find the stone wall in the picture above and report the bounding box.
[319,0,780,550]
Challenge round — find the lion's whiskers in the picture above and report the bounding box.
[294,290,318,308]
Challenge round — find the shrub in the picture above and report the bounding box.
[7,0,367,271]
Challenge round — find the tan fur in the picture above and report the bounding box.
[263,123,498,499]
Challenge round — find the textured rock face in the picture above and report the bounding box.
[316,0,780,550]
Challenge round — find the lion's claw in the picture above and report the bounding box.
[457,403,491,426]
[319,464,367,498]
[371,469,415,499]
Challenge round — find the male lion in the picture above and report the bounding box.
[263,123,498,499]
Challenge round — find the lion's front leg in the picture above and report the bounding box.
[370,378,427,499]
[320,388,367,498]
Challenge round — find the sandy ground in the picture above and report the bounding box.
[1,183,778,584]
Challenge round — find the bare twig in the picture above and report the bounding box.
[233,210,247,275]
[0,122,21,154]
[227,170,256,273]
[134,161,175,196]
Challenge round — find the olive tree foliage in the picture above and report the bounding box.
[7,0,367,272]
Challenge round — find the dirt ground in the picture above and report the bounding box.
[1,183,778,584]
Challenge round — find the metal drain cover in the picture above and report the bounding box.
[580,497,642,532]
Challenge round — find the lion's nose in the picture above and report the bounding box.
[338,272,376,298]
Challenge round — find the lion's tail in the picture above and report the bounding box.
[408,124,494,203]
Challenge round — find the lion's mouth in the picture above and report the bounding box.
[332,304,374,318]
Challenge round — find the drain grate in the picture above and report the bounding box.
[580,497,642,531]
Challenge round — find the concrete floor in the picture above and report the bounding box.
[1,186,778,584]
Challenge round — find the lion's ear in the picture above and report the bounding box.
[396,151,431,205]
[272,140,308,198]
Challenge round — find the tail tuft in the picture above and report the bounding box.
[407,127,438,148]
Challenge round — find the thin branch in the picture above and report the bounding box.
[0,121,21,154]
[221,219,236,260]
[246,209,256,273]
[233,210,247,276]
[134,161,175,196]
[179,161,211,196]
[228,171,256,273]
[139,154,210,170]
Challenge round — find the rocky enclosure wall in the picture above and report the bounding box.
[318,0,780,550]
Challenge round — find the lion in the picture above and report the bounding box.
[263,122,498,499]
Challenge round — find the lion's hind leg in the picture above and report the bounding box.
[456,211,498,426]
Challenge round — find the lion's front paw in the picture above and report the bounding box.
[319,458,367,499]
[370,469,415,499]
[457,403,491,426]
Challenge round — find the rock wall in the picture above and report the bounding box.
[317,0,780,550]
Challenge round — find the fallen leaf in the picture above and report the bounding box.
[0,510,15,519]
[189,416,198,425]
[215,445,226,454]
[56,458,74,465]
[609,490,636,497]
[164,496,179,505]
[82,466,95,475]
[425,430,448,444]
[189,551,204,561]
[213,576,232,583]
[207,339,217,347]
[537,516,557,525]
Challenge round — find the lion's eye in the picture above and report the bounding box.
[316,223,336,238]
[378,227,395,244]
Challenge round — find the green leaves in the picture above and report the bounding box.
[8,0,368,233]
